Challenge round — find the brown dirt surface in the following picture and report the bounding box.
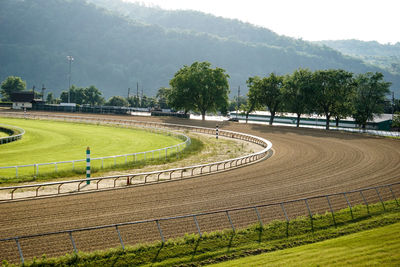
[1,112,400,263]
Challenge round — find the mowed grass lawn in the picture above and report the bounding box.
[210,222,400,267]
[0,117,182,178]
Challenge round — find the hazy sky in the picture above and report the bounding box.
[125,0,399,44]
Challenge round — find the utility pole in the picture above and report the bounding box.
[41,84,46,102]
[236,86,240,119]
[141,89,143,108]
[67,55,74,103]
[127,88,130,99]
[136,82,139,108]
[32,85,35,98]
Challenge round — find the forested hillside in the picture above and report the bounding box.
[317,40,400,75]
[1,0,399,98]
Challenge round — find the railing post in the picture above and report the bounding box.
[280,203,290,237]
[115,225,125,250]
[69,231,77,253]
[36,186,42,197]
[360,191,370,214]
[326,195,336,227]
[226,211,235,232]
[15,237,24,264]
[343,193,354,220]
[388,185,399,207]
[193,215,202,237]
[254,207,263,227]
[375,188,386,211]
[156,220,165,243]
[304,199,314,232]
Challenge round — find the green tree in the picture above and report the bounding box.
[228,95,247,112]
[156,87,171,109]
[283,68,314,127]
[392,112,400,128]
[247,73,284,125]
[106,96,128,106]
[169,61,230,120]
[127,96,140,107]
[46,92,54,104]
[311,69,354,130]
[0,76,26,101]
[83,85,104,106]
[60,85,85,104]
[353,72,391,129]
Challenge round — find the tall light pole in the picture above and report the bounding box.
[67,55,74,103]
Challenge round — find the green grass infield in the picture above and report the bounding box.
[0,117,184,182]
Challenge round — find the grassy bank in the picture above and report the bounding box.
[211,221,400,266]
[9,200,399,266]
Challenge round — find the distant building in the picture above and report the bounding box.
[10,92,34,110]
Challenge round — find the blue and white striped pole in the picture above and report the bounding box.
[86,146,91,185]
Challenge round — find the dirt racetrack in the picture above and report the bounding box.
[1,113,400,263]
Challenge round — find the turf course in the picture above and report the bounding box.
[0,117,182,180]
[211,222,400,267]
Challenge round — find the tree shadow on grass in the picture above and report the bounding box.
[152,242,164,263]
[190,238,202,261]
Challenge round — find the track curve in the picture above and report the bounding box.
[1,114,400,262]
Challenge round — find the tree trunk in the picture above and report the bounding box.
[269,111,275,125]
[201,111,206,121]
[296,113,301,127]
[335,116,339,127]
[326,113,330,130]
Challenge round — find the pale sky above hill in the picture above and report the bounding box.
[124,0,400,44]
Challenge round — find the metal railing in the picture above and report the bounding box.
[0,127,191,178]
[0,124,25,145]
[0,123,272,201]
[331,126,400,138]
[1,181,398,264]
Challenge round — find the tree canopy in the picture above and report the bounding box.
[311,69,354,129]
[0,76,26,101]
[60,85,104,106]
[106,96,128,107]
[282,68,314,127]
[353,72,391,129]
[169,62,230,120]
[247,73,284,125]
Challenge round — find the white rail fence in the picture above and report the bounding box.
[0,127,191,178]
[0,124,25,145]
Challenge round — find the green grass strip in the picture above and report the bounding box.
[210,222,400,266]
[8,200,399,267]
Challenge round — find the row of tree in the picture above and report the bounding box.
[244,69,391,129]
[164,62,393,130]
[1,62,397,130]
